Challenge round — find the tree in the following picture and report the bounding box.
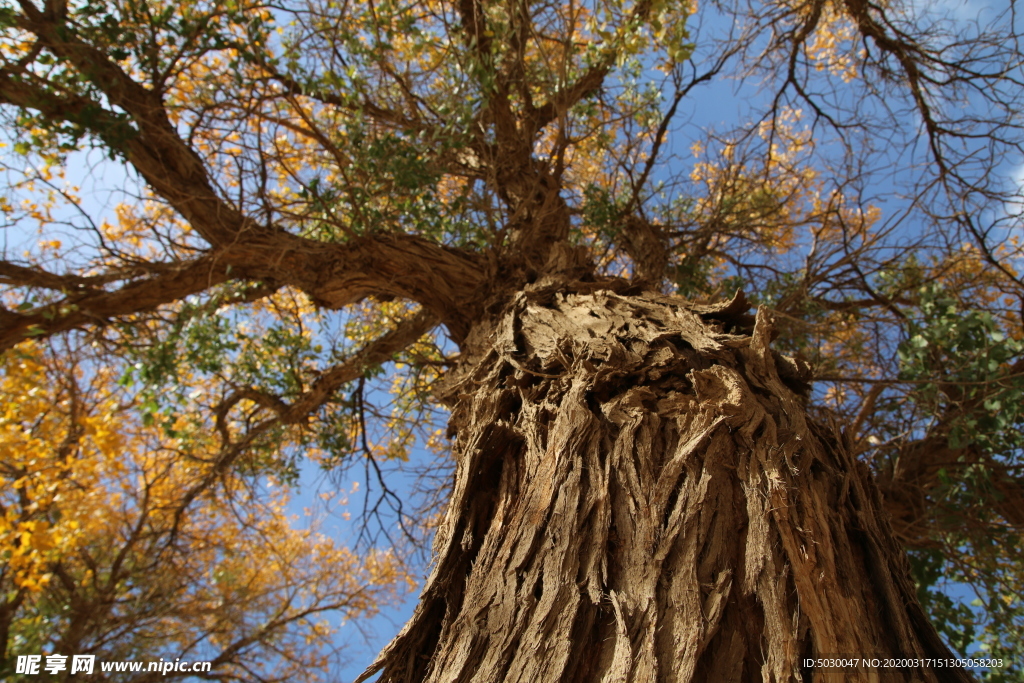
[0,0,1021,679]
[0,337,411,682]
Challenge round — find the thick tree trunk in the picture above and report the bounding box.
[359,282,971,683]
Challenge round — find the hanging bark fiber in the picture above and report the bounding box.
[360,282,971,683]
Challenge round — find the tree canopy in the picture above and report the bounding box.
[0,0,1022,678]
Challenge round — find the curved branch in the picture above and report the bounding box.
[189,307,437,513]
[0,10,490,335]
[0,252,268,352]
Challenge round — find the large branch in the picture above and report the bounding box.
[848,358,1024,546]
[190,308,437,515]
[0,261,142,290]
[0,253,263,352]
[295,234,487,333]
[221,307,437,434]
[0,230,487,349]
[523,0,658,140]
[12,1,260,249]
[876,434,1024,548]
[0,21,489,332]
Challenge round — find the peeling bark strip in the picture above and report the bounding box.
[362,285,970,683]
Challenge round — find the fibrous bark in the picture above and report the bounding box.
[360,282,970,683]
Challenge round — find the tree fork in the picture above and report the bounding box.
[360,284,970,683]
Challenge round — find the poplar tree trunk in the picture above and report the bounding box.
[359,281,972,683]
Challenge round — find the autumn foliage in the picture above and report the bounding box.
[1,338,411,680]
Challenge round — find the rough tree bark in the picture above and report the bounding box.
[358,280,971,683]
